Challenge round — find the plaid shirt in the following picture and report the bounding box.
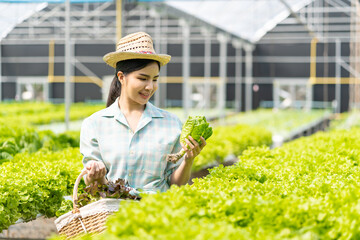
[80,99,183,193]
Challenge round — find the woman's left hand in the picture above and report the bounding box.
[182,136,207,162]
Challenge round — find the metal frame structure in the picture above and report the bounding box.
[0,0,359,113]
[258,0,359,112]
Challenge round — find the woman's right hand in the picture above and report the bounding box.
[85,160,107,185]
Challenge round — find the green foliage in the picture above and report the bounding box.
[193,124,272,171]
[0,123,80,163]
[219,109,328,137]
[0,125,42,162]
[330,111,360,130]
[192,109,328,172]
[67,128,360,240]
[0,148,83,231]
[0,102,104,125]
[180,115,213,145]
[39,130,80,152]
[77,179,139,208]
[55,200,73,218]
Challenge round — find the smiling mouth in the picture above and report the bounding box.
[140,92,151,98]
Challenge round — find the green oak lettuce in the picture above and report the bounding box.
[166,116,213,163]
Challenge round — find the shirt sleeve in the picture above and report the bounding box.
[164,117,184,186]
[80,117,104,168]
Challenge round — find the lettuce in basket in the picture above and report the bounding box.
[77,179,140,208]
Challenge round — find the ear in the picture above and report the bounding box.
[117,71,125,84]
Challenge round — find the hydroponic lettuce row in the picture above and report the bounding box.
[0,102,104,125]
[51,128,360,240]
[0,148,83,232]
[0,124,80,163]
[166,116,213,163]
[77,179,140,208]
[192,124,272,172]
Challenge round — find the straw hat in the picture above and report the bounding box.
[103,32,171,68]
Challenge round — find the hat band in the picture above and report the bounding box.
[137,50,155,54]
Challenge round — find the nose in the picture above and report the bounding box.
[145,80,155,91]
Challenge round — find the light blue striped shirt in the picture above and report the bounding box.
[80,99,183,193]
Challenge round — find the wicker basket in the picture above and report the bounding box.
[54,169,122,239]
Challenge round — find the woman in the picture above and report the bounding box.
[80,32,206,193]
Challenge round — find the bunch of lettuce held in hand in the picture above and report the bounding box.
[166,116,213,163]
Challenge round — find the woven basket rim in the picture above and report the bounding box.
[55,198,123,232]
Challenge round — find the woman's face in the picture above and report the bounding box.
[118,61,159,106]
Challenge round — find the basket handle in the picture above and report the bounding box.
[72,169,88,213]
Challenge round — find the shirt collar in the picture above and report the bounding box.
[101,98,164,132]
[100,98,122,117]
[101,98,164,118]
[143,101,164,118]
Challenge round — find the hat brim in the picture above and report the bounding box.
[103,51,171,68]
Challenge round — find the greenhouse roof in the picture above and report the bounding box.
[0,0,111,2]
[0,2,47,40]
[164,0,315,43]
[0,0,112,41]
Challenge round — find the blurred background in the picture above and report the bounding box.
[2,1,360,239]
[0,0,359,115]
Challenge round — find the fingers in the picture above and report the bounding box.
[186,136,207,150]
[200,136,207,149]
[185,136,197,150]
[184,136,207,157]
[86,160,106,181]
[181,136,208,162]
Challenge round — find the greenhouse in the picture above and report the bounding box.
[1,0,360,239]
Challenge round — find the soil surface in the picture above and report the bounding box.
[0,217,59,240]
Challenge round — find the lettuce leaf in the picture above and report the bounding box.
[167,116,213,163]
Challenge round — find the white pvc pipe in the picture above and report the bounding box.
[335,38,341,113]
[181,20,190,118]
[65,0,71,130]
[204,30,211,110]
[234,41,243,112]
[218,33,227,119]
[245,45,254,112]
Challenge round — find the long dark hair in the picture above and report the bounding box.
[106,59,161,107]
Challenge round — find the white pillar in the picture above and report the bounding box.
[161,14,168,108]
[181,19,190,118]
[244,44,254,112]
[217,33,228,119]
[273,81,280,110]
[153,11,161,107]
[203,28,212,109]
[16,80,21,101]
[335,38,341,113]
[305,81,313,111]
[233,39,243,112]
[65,0,71,130]
[44,81,49,102]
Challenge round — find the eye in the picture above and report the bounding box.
[138,78,147,81]
[153,78,158,82]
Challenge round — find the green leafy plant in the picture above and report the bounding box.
[51,128,360,240]
[0,148,83,231]
[77,179,140,208]
[166,116,213,163]
[0,102,104,126]
[55,200,73,218]
[192,124,272,171]
[0,123,80,164]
